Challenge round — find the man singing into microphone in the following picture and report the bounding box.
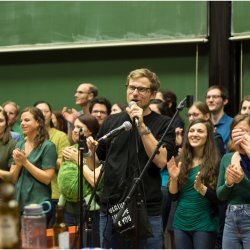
[87,68,175,249]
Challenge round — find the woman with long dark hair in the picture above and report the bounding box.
[167,119,220,248]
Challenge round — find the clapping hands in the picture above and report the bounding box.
[13,148,26,167]
[167,156,181,180]
[62,146,78,164]
[225,163,244,185]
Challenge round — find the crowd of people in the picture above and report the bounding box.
[0,68,250,249]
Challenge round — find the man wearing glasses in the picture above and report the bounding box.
[89,96,112,125]
[205,85,233,153]
[87,68,175,249]
[62,83,98,142]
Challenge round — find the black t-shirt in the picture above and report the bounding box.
[96,111,175,216]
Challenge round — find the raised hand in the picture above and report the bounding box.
[194,171,202,191]
[62,107,80,124]
[231,128,245,146]
[175,127,183,146]
[167,156,181,180]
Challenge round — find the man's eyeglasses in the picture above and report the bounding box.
[92,110,107,115]
[75,90,90,95]
[126,85,151,95]
[206,95,222,100]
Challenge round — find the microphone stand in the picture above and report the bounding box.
[81,162,105,248]
[73,129,92,249]
[114,96,191,246]
[72,137,105,249]
[78,134,87,249]
[133,122,142,249]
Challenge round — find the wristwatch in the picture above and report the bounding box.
[140,126,151,136]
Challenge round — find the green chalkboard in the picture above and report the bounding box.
[0,1,208,49]
[232,1,250,35]
[0,43,209,129]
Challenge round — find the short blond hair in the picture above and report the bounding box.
[126,68,160,92]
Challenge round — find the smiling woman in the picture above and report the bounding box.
[188,122,208,148]
[9,107,57,225]
[185,101,225,158]
[167,119,221,249]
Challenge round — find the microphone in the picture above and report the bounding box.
[97,121,132,142]
[128,101,139,126]
[177,95,194,111]
[185,95,193,108]
[79,128,90,156]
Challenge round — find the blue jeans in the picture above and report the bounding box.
[99,211,163,249]
[161,186,171,232]
[223,204,250,249]
[174,229,216,249]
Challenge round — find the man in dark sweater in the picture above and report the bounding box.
[87,68,175,248]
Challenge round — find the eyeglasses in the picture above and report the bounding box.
[187,113,201,118]
[6,111,16,116]
[75,91,90,95]
[206,95,222,100]
[92,110,107,115]
[126,85,151,95]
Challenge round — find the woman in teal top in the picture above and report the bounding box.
[167,119,220,249]
[9,107,57,216]
[217,114,250,249]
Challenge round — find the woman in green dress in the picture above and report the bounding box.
[9,107,57,217]
[167,119,220,249]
